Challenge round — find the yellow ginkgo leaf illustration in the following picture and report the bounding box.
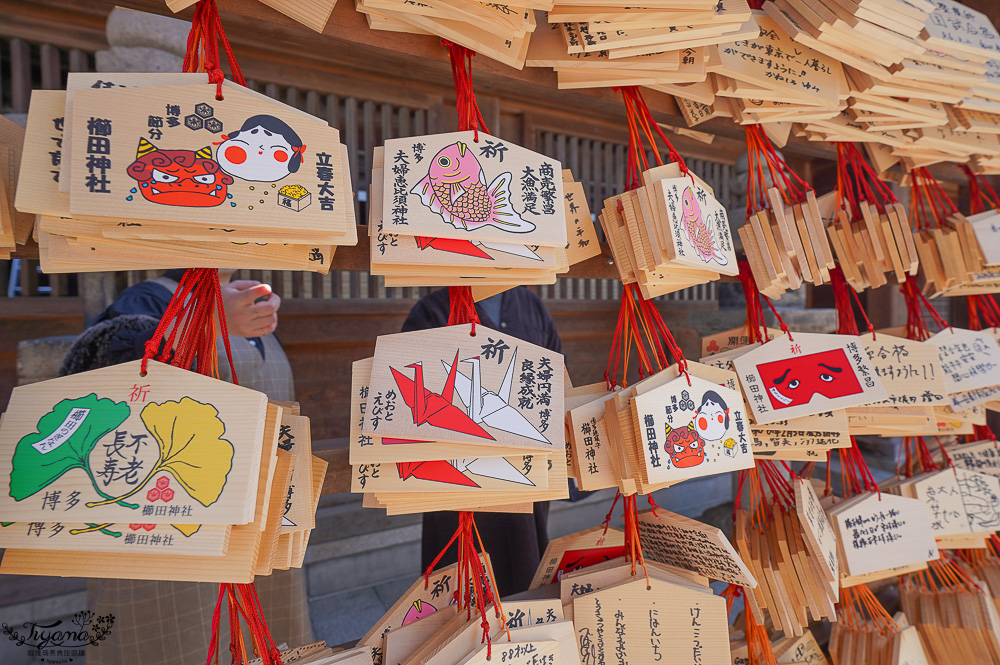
[172,524,202,537]
[140,398,235,507]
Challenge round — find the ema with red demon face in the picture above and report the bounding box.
[664,422,706,468]
[757,348,862,410]
[126,138,233,207]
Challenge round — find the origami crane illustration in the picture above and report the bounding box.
[414,236,542,261]
[396,457,534,488]
[441,348,551,444]
[390,351,495,440]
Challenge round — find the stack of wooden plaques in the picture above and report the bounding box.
[733,478,840,639]
[0,360,326,583]
[356,544,732,665]
[355,0,543,68]
[0,115,33,259]
[739,187,836,298]
[915,213,996,298]
[823,199,919,293]
[370,131,572,288]
[567,361,755,496]
[598,162,739,298]
[165,0,339,33]
[899,559,1000,662]
[16,73,356,274]
[707,11,845,126]
[349,324,569,515]
[526,0,757,94]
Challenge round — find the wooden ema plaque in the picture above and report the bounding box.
[0,439,292,583]
[859,332,949,407]
[636,507,756,588]
[926,328,1000,410]
[381,131,566,248]
[0,359,267,525]
[0,519,228,556]
[573,575,730,665]
[631,373,755,484]
[278,412,316,533]
[734,332,888,425]
[358,558,496,665]
[363,324,564,451]
[19,85,347,273]
[529,525,626,588]
[828,491,939,579]
[65,80,352,243]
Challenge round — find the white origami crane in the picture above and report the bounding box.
[441,348,551,444]
[450,457,535,486]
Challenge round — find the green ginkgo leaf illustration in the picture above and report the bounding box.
[10,395,130,501]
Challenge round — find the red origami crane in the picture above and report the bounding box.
[396,460,480,487]
[389,351,495,440]
[415,235,493,259]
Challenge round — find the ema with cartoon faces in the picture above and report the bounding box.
[757,348,863,410]
[692,390,729,445]
[216,115,305,183]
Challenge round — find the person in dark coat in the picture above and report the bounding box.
[402,286,562,597]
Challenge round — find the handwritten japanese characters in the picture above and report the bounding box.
[632,374,754,484]
[573,576,730,665]
[860,333,948,407]
[734,332,887,424]
[828,492,939,578]
[794,479,838,585]
[364,325,564,452]
[0,359,267,525]
[637,508,757,588]
[926,328,1000,410]
[381,131,566,248]
[713,13,842,111]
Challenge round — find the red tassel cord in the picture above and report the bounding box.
[173,3,278,662]
[961,164,1000,216]
[182,0,246,99]
[434,44,503,657]
[604,89,690,390]
[828,267,880,498]
[423,512,506,657]
[835,143,898,222]
[439,41,492,321]
[745,125,812,220]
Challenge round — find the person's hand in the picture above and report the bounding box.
[222,280,280,337]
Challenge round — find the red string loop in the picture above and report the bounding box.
[442,40,488,140]
[447,286,481,335]
[183,0,246,99]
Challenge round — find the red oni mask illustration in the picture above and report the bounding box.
[757,348,863,410]
[664,423,706,468]
[127,139,233,207]
[551,545,627,583]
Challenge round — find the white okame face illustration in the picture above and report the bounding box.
[217,124,296,183]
